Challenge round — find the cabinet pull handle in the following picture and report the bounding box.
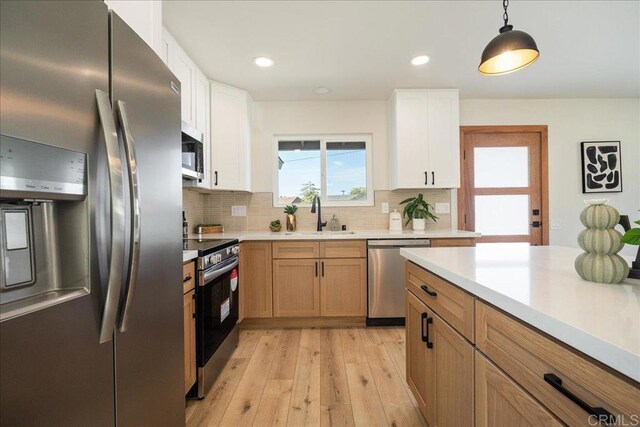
[214,171,218,186]
[431,171,435,185]
[183,275,192,283]
[421,313,428,343]
[321,261,325,277]
[315,261,319,277]
[543,373,614,423]
[420,285,438,297]
[424,171,428,185]
[425,315,433,349]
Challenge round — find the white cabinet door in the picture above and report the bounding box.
[168,42,195,127]
[389,89,460,189]
[160,29,171,65]
[195,70,211,188]
[195,70,208,134]
[210,82,251,191]
[426,89,460,188]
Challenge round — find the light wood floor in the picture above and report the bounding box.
[185,327,426,427]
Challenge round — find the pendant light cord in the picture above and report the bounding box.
[503,0,509,27]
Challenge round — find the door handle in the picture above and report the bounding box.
[543,373,614,423]
[424,171,428,185]
[531,221,542,228]
[425,314,433,349]
[431,171,435,186]
[95,90,126,344]
[116,100,141,333]
[421,312,428,343]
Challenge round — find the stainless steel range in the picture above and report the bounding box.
[183,238,240,399]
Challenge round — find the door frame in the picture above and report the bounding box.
[458,125,550,245]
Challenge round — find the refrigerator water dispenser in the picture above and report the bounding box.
[0,135,89,321]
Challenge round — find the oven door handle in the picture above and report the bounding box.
[200,258,239,286]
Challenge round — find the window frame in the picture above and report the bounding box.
[272,134,374,207]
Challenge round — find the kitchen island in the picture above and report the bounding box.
[400,244,639,426]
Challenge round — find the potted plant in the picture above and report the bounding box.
[284,204,298,232]
[622,218,640,279]
[399,193,438,231]
[270,219,282,232]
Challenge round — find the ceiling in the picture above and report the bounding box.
[163,1,640,101]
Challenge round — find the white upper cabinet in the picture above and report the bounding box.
[389,89,460,189]
[195,69,211,188]
[210,82,252,192]
[163,28,198,129]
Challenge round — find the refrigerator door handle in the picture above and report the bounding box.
[95,89,126,344]
[116,100,141,333]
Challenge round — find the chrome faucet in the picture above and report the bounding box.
[310,195,327,232]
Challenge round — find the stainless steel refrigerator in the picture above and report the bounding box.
[0,1,184,425]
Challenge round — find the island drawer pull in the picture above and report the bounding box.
[183,275,192,283]
[420,285,438,297]
[543,373,614,424]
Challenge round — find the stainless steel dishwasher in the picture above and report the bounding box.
[367,239,431,326]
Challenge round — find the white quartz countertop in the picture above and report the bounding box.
[183,250,198,263]
[400,244,640,382]
[187,229,479,241]
[182,229,479,265]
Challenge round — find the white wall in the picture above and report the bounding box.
[104,1,163,57]
[251,98,639,254]
[251,100,389,192]
[460,98,640,255]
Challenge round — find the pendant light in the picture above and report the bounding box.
[479,0,539,75]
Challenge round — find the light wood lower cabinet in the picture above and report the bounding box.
[272,259,320,317]
[320,258,366,316]
[475,351,561,427]
[406,290,430,415]
[183,289,196,394]
[406,290,474,426]
[239,242,272,318]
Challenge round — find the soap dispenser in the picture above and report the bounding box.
[389,209,402,231]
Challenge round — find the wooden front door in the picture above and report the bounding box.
[459,126,549,245]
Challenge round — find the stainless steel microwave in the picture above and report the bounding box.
[181,121,204,181]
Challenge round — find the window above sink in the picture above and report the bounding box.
[273,134,373,207]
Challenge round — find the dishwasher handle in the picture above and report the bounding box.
[367,239,431,248]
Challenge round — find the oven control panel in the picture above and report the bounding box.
[200,244,239,270]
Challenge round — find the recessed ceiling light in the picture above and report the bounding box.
[411,55,430,66]
[254,57,274,67]
[314,87,330,94]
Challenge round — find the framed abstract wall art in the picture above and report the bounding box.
[580,141,622,193]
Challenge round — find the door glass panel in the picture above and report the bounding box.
[475,195,530,235]
[277,140,321,205]
[474,147,529,188]
[326,141,367,202]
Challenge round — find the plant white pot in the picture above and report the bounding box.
[412,218,426,231]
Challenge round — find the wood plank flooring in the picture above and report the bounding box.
[186,327,426,427]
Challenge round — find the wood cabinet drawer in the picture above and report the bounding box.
[476,301,640,426]
[430,238,475,247]
[475,351,562,427]
[406,262,474,342]
[272,241,319,259]
[182,261,195,294]
[319,240,366,258]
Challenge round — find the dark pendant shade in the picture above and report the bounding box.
[479,25,539,75]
